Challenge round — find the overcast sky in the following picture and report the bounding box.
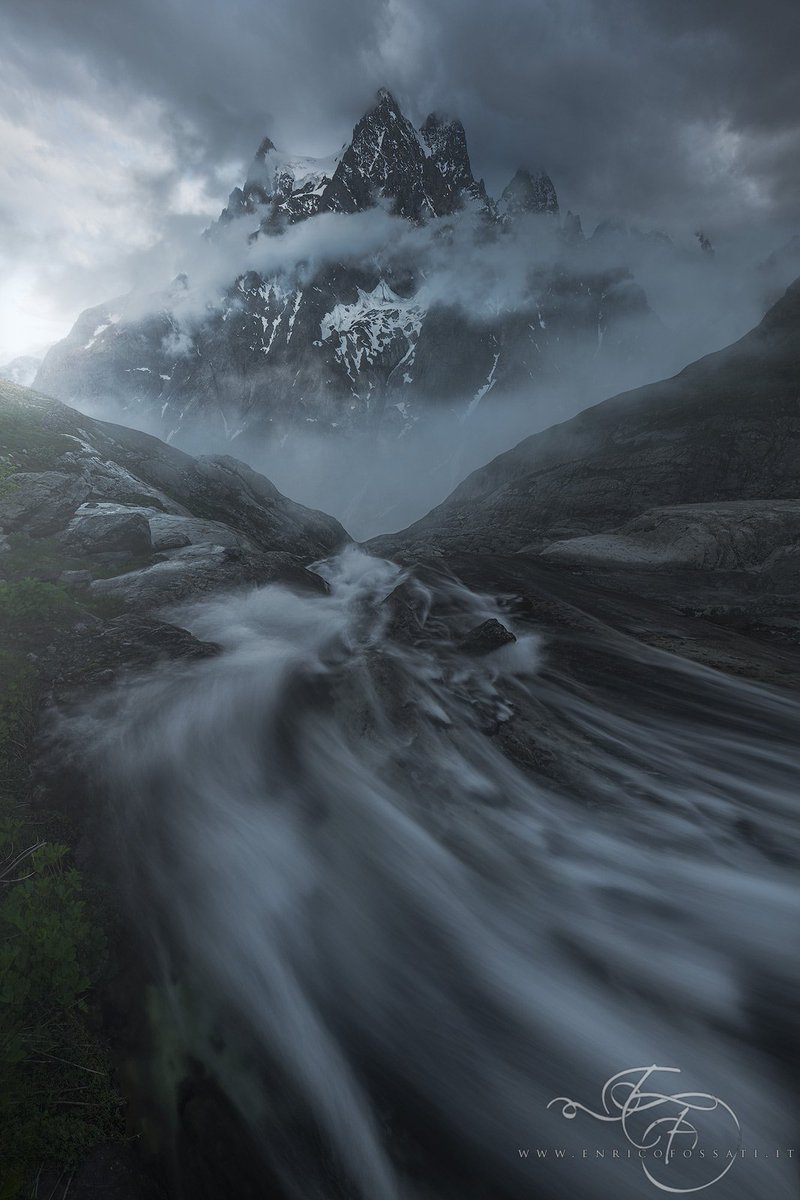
[1,0,798,360]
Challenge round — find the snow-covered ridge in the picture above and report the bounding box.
[319,281,425,382]
[248,145,342,201]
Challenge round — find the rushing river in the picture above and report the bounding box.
[70,548,800,1200]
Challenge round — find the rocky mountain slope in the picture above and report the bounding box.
[34,90,655,445]
[372,278,800,633]
[0,379,347,609]
[375,278,800,551]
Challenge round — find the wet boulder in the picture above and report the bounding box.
[148,513,248,551]
[0,471,90,535]
[90,546,328,608]
[63,511,153,557]
[459,618,517,655]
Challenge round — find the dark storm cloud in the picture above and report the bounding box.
[2,0,799,227]
[392,0,800,228]
[1,0,798,358]
[1,0,391,169]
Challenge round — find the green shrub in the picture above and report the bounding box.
[0,827,122,1196]
[0,834,96,1053]
[0,464,17,499]
[0,604,124,1194]
[0,534,84,583]
[0,654,35,796]
[0,579,77,637]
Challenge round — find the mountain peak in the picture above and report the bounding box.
[220,96,553,229]
[219,135,341,226]
[419,111,475,199]
[498,167,559,218]
[374,87,401,114]
[321,89,432,219]
[562,209,584,245]
[254,135,277,161]
[420,111,465,139]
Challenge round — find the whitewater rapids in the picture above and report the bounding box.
[70,548,800,1200]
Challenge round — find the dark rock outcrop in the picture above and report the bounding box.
[90,546,328,608]
[0,379,349,610]
[323,89,446,219]
[459,618,517,654]
[63,511,153,557]
[540,501,800,572]
[497,167,559,218]
[0,471,90,534]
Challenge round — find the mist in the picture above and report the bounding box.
[61,201,799,539]
[4,6,800,1198]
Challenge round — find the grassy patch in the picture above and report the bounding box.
[0,653,36,800]
[0,534,89,583]
[0,831,123,1198]
[0,388,75,472]
[0,575,125,1196]
[1,533,154,592]
[0,578,78,633]
[0,465,17,500]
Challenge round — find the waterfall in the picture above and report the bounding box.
[68,547,800,1199]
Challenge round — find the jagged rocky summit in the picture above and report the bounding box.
[220,88,495,226]
[497,167,559,220]
[34,89,653,447]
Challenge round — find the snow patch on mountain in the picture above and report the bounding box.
[465,351,500,417]
[83,322,112,350]
[258,148,341,197]
[320,281,425,381]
